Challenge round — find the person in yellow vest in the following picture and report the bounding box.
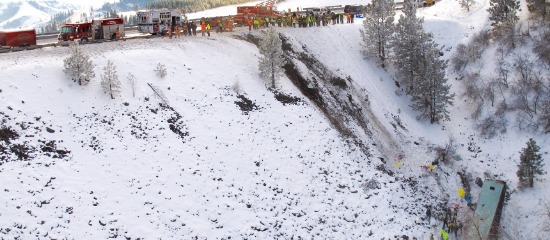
[253,18,259,30]
[206,22,211,36]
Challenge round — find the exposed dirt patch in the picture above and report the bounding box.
[0,112,71,165]
[235,95,259,115]
[160,103,190,143]
[0,126,19,144]
[270,88,304,106]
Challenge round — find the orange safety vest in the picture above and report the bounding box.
[201,22,206,30]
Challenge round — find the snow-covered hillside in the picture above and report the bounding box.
[1,0,549,239]
[0,0,78,30]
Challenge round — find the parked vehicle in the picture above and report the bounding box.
[0,29,37,48]
[58,18,124,43]
[344,5,365,14]
[234,5,279,26]
[137,10,184,35]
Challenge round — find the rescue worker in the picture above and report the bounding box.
[254,18,260,29]
[247,18,253,31]
[201,21,206,36]
[206,22,211,36]
[115,27,121,40]
[192,21,197,36]
[218,20,223,33]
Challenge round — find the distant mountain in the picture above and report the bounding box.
[0,0,79,31]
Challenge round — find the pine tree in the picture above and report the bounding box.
[410,38,455,124]
[101,60,121,99]
[487,0,520,31]
[361,0,395,66]
[259,27,285,88]
[517,138,546,188]
[392,0,424,94]
[63,43,95,86]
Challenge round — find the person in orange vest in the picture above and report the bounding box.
[116,27,121,40]
[201,21,206,36]
[247,17,252,31]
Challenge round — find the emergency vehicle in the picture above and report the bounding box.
[0,29,37,48]
[234,5,279,26]
[58,18,124,43]
[137,10,185,35]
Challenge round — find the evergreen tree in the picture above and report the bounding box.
[410,38,455,124]
[101,60,121,99]
[487,0,520,31]
[259,27,285,88]
[361,0,395,66]
[63,43,95,86]
[392,0,424,94]
[517,138,546,188]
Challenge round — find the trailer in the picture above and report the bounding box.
[0,29,37,49]
[137,10,185,35]
[234,5,279,26]
[58,18,124,43]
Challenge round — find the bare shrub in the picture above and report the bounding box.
[434,136,458,163]
[478,116,507,138]
[452,43,470,72]
[540,201,550,234]
[534,30,550,66]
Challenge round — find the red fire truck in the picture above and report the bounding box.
[234,5,279,26]
[58,18,124,43]
[0,29,37,48]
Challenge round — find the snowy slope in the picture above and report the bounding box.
[0,30,441,239]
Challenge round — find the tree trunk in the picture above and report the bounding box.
[110,83,114,99]
[271,61,275,88]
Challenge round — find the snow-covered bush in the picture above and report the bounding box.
[100,60,121,99]
[127,73,137,97]
[155,63,167,78]
[63,43,95,86]
[458,0,476,11]
[231,80,242,95]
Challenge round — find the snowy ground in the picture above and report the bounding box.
[0,0,549,239]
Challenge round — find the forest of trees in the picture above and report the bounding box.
[362,0,454,124]
[39,10,74,33]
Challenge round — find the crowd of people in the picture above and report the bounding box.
[426,204,464,240]
[246,11,359,30]
[154,10,360,38]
